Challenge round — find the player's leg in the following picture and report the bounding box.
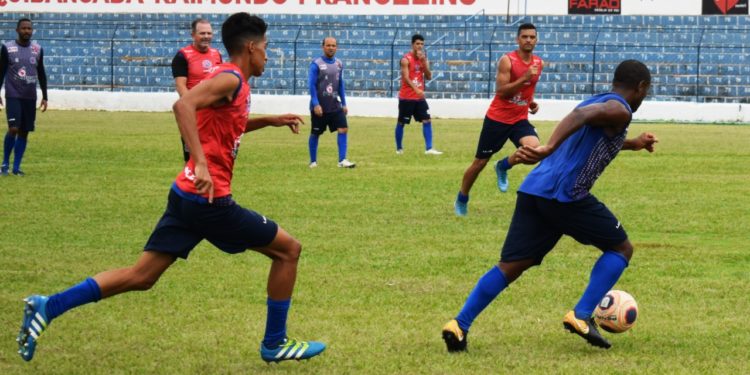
[11,99,37,175]
[418,101,442,154]
[252,227,326,362]
[444,193,561,352]
[17,251,176,361]
[454,158,489,216]
[495,120,540,192]
[395,100,411,153]
[334,111,355,168]
[308,111,324,167]
[2,98,21,175]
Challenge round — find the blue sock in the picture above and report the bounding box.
[574,251,629,320]
[498,157,511,171]
[455,266,508,332]
[457,192,469,204]
[263,298,291,348]
[3,132,14,167]
[308,134,319,163]
[422,121,433,150]
[13,137,27,172]
[45,278,102,321]
[395,123,404,150]
[337,132,347,162]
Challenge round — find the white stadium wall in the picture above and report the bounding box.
[0,0,708,15]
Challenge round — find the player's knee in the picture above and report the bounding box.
[613,241,634,261]
[128,270,160,291]
[474,158,489,168]
[280,238,302,263]
[7,128,19,136]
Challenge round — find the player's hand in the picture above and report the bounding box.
[529,101,539,114]
[0,97,3,110]
[193,162,214,203]
[515,144,553,165]
[40,100,48,113]
[313,105,323,117]
[273,113,304,134]
[342,106,348,115]
[635,132,659,153]
[415,88,424,97]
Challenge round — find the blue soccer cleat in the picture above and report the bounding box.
[495,160,508,193]
[0,164,8,176]
[454,198,467,217]
[17,295,51,361]
[12,169,25,177]
[260,338,326,363]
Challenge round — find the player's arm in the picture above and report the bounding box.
[0,45,8,107]
[308,62,322,116]
[400,57,422,96]
[172,72,239,201]
[246,114,304,134]
[622,132,658,152]
[516,100,632,164]
[171,52,189,97]
[528,59,543,114]
[338,63,347,114]
[496,55,530,99]
[37,48,48,112]
[420,52,432,81]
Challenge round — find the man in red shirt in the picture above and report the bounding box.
[394,34,442,155]
[17,13,325,364]
[454,23,543,216]
[172,18,223,161]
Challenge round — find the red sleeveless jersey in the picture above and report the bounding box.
[486,51,543,124]
[179,45,223,89]
[174,63,250,198]
[398,52,426,100]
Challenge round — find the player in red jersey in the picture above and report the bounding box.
[16,13,326,364]
[172,18,223,161]
[454,23,543,216]
[395,34,442,155]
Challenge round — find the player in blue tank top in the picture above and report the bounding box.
[442,60,658,352]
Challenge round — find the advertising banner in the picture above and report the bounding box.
[568,0,621,14]
[702,0,748,14]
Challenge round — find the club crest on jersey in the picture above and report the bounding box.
[202,59,212,69]
[18,67,26,78]
[184,166,196,181]
[29,57,36,64]
[326,83,334,94]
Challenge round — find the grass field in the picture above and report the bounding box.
[0,111,748,374]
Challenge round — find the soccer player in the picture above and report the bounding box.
[454,23,543,216]
[172,18,222,162]
[0,18,48,176]
[308,37,355,168]
[16,13,326,363]
[394,34,442,155]
[442,60,658,351]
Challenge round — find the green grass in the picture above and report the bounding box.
[1,111,748,374]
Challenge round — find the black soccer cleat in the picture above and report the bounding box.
[442,319,468,352]
[563,311,611,349]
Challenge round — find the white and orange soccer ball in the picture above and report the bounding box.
[594,290,638,333]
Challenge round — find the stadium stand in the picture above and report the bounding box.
[0,14,748,103]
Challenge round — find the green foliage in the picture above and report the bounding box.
[0,111,748,374]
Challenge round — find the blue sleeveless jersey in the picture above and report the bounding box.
[519,93,632,202]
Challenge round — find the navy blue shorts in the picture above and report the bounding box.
[5,98,37,132]
[475,117,537,159]
[398,99,430,124]
[311,109,348,135]
[144,188,279,259]
[500,192,628,265]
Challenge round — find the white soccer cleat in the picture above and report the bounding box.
[338,159,356,168]
[309,162,318,169]
[396,149,404,155]
[425,148,443,155]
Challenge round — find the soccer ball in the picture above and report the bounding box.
[593,290,638,333]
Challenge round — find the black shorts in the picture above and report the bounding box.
[398,99,430,124]
[475,117,537,159]
[5,98,37,132]
[144,188,279,259]
[500,192,628,265]
[311,109,348,135]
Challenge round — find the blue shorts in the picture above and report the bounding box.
[5,98,37,132]
[398,99,430,124]
[500,192,628,265]
[311,109,348,135]
[475,117,537,159]
[144,187,279,259]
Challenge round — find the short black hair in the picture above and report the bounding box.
[613,60,651,90]
[517,23,536,36]
[322,37,336,46]
[411,34,424,44]
[221,13,267,56]
[191,18,209,33]
[17,18,32,29]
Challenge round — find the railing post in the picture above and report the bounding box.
[293,26,301,95]
[696,28,706,103]
[591,30,601,95]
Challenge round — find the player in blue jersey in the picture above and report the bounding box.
[442,60,658,351]
[0,18,48,176]
[308,37,355,168]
